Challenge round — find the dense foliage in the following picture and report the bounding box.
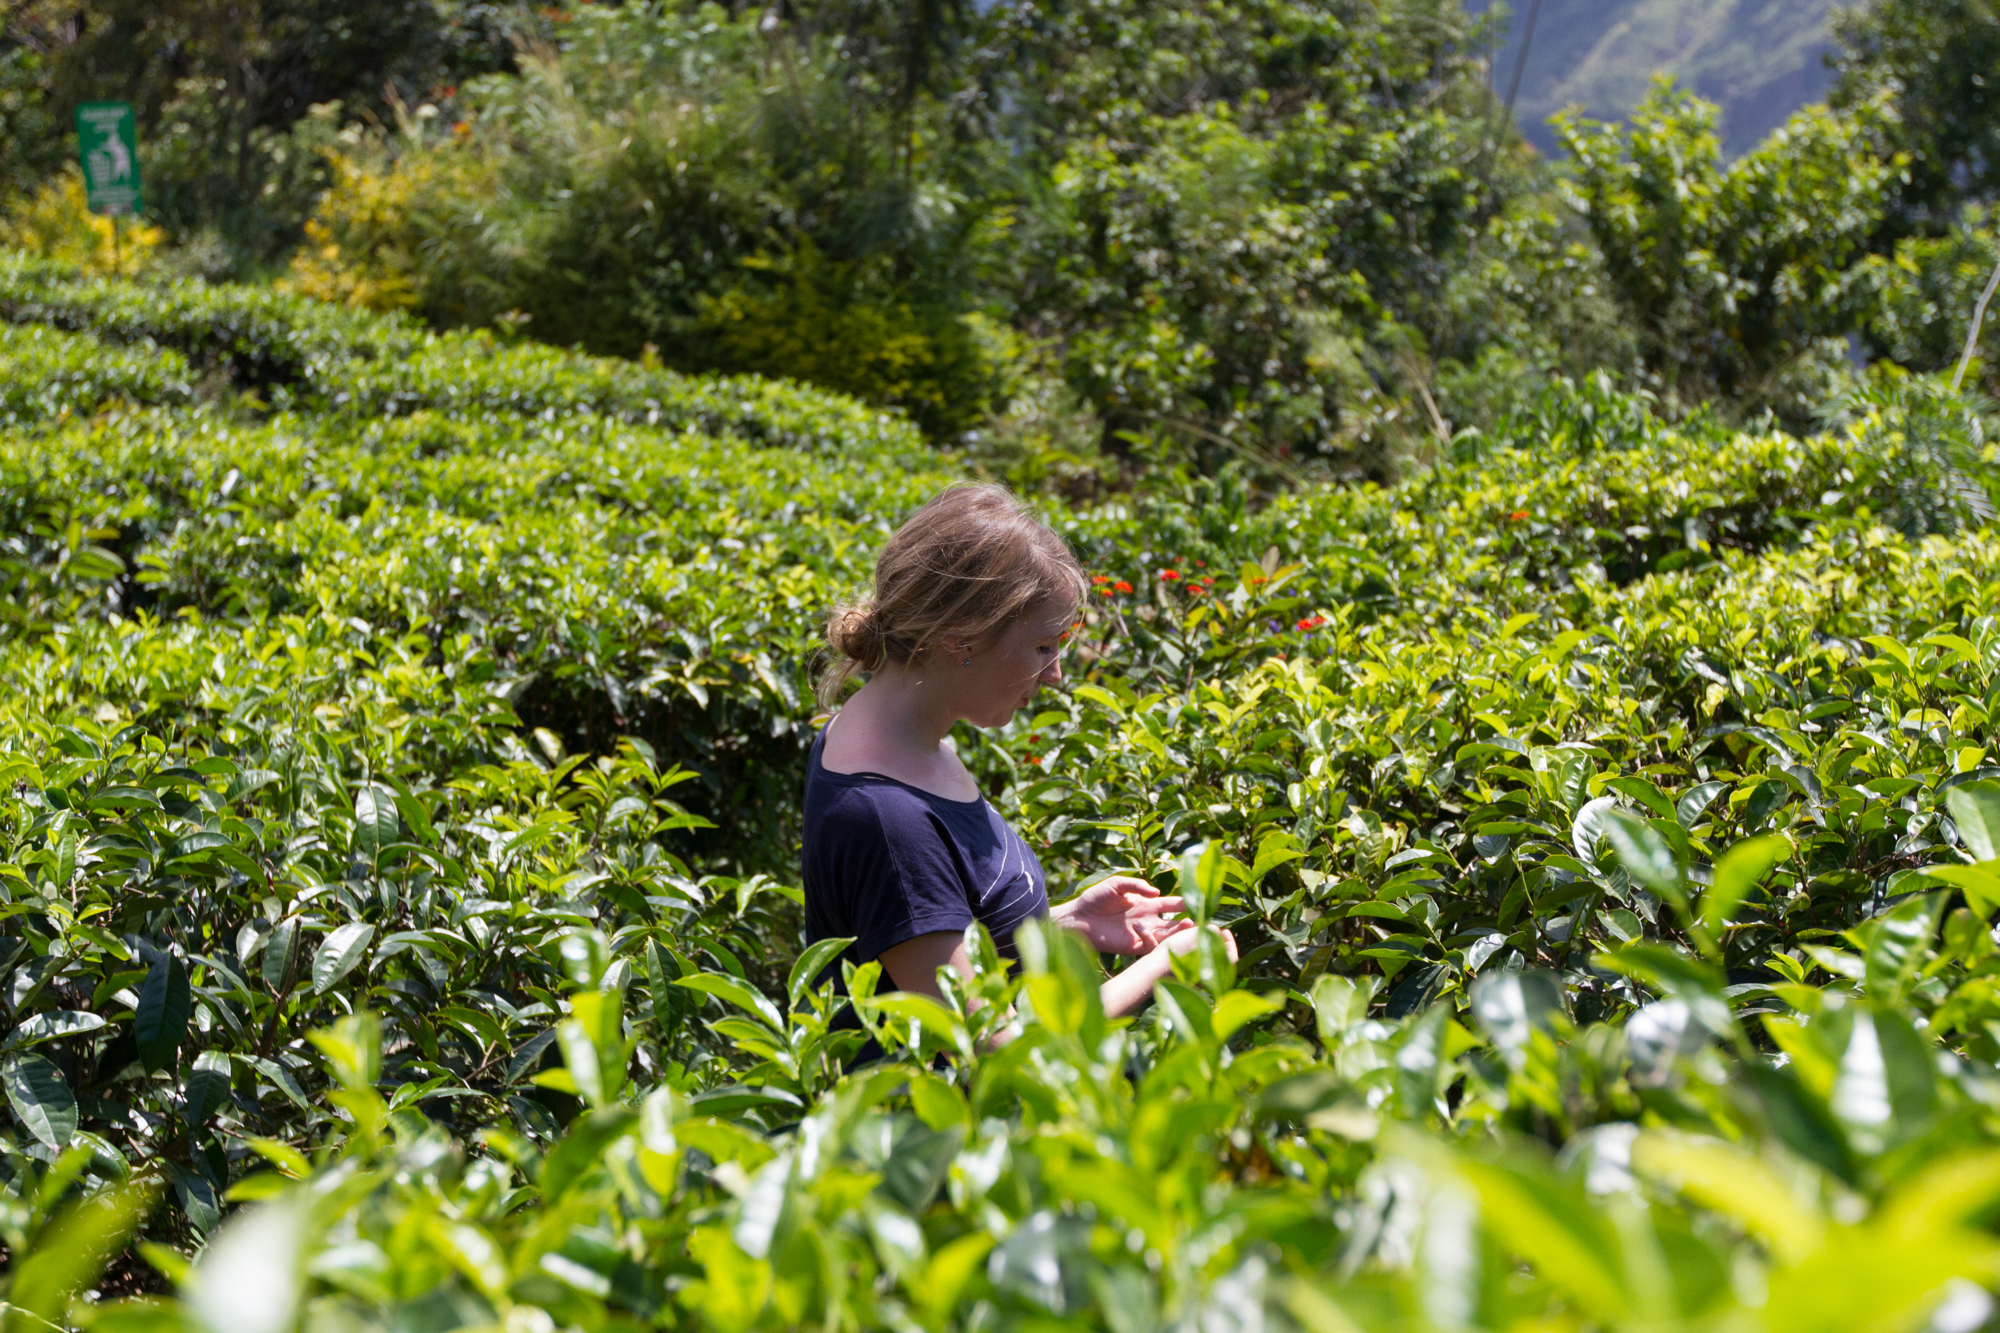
[7,265,2000,1331]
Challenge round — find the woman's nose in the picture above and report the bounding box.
[1041,656,1064,684]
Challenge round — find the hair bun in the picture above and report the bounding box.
[827,605,885,665]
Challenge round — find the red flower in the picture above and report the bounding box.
[1091,574,1111,585]
[1189,586,1208,596]
[1508,510,1529,522]
[1160,569,1180,582]
[1026,754,1042,766]
[1248,574,1266,586]
[1097,585,1115,596]
[1194,559,1207,568]
[1114,580,1132,594]
[1296,615,1327,632]
[1199,577,1214,586]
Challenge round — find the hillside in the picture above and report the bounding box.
[1483,0,1841,155]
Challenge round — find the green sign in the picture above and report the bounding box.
[76,101,143,217]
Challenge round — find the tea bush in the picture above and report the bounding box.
[8,264,2000,1332]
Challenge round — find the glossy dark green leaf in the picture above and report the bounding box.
[2,1052,77,1149]
[135,955,191,1072]
[352,783,400,854]
[312,923,376,995]
[262,918,299,994]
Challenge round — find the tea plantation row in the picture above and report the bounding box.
[5,265,2000,1332]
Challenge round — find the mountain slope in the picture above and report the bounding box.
[1478,0,1842,157]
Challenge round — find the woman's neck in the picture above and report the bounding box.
[821,662,976,797]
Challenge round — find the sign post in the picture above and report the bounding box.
[75,101,143,268]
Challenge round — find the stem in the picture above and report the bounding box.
[1951,252,2000,395]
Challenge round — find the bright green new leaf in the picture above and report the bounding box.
[1863,893,1943,1004]
[8,1179,160,1327]
[1705,834,1790,934]
[676,974,785,1031]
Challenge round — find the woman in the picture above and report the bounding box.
[803,483,1234,1046]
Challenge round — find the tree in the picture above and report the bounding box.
[1556,80,1900,421]
[2,0,540,265]
[1829,0,2000,239]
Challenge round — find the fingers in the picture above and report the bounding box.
[1126,895,1185,918]
[1098,875,1158,896]
[1155,922,1233,960]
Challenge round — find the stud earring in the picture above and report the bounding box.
[961,657,971,667]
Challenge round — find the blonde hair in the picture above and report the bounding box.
[819,483,1088,708]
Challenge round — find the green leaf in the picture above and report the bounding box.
[542,1106,637,1201]
[1469,970,1565,1065]
[1676,780,1729,829]
[391,791,436,847]
[184,1050,233,1127]
[352,782,400,854]
[1946,779,2000,861]
[1630,1133,1820,1265]
[1152,979,1215,1049]
[1392,1005,1449,1116]
[1177,841,1225,924]
[134,954,191,1072]
[1460,1154,1628,1324]
[7,1009,108,1049]
[1571,795,1619,862]
[1601,809,1682,899]
[558,989,627,1109]
[864,993,970,1055]
[1704,835,1790,934]
[1211,989,1284,1040]
[262,917,299,994]
[1921,863,2000,916]
[1604,776,1676,821]
[312,922,375,995]
[8,1179,160,1327]
[2,1052,77,1149]
[1249,830,1307,883]
[1863,892,1942,1005]
[787,935,855,1013]
[675,974,785,1031]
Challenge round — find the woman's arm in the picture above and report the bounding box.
[877,923,1238,1031]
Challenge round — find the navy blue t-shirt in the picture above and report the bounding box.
[802,728,1049,1005]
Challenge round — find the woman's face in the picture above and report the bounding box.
[956,601,1073,729]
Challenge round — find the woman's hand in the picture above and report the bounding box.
[1100,921,1238,1017]
[1052,875,1191,955]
